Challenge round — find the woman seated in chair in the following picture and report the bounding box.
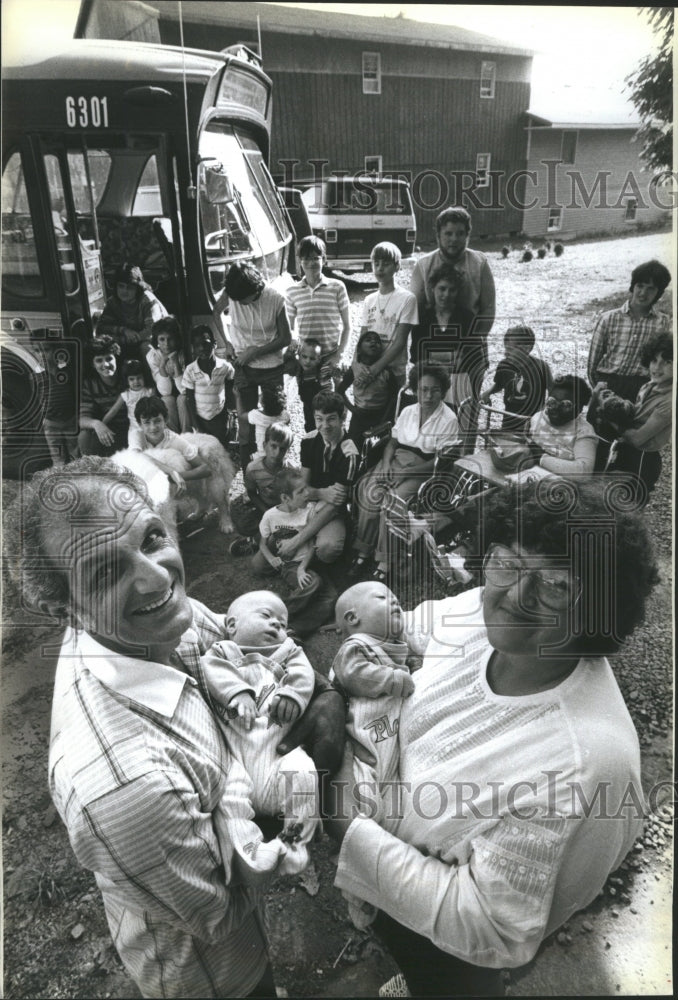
[528,374,597,479]
[97,262,168,359]
[350,363,460,580]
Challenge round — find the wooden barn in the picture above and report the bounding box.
[76,0,534,243]
[522,111,671,241]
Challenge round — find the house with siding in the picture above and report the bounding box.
[522,111,671,241]
[76,0,534,242]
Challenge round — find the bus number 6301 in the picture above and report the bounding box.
[65,95,109,128]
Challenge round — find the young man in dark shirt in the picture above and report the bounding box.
[275,390,359,566]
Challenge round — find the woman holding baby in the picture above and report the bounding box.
[329,478,655,996]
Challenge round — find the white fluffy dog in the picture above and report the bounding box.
[113,432,236,533]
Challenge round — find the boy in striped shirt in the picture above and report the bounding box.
[286,236,351,368]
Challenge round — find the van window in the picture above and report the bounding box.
[302,180,410,215]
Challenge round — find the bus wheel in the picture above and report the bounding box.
[1,352,51,480]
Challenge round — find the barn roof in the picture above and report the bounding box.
[151,1,533,57]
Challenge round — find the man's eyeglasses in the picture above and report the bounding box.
[483,543,581,610]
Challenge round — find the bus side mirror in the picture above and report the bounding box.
[201,164,234,205]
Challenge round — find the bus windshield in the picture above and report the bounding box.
[198,123,288,293]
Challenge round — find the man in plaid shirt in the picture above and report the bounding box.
[587,259,671,401]
[8,457,345,999]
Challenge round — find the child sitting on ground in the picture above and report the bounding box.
[480,324,552,432]
[330,581,416,928]
[146,316,189,432]
[229,422,294,557]
[134,395,211,493]
[248,385,291,454]
[285,337,333,432]
[201,590,318,881]
[598,331,673,499]
[528,374,597,478]
[102,359,155,449]
[252,467,337,637]
[336,330,399,446]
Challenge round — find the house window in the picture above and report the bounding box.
[362,52,381,95]
[547,206,562,232]
[476,153,491,188]
[480,61,496,99]
[364,155,382,175]
[561,131,578,164]
[624,198,638,222]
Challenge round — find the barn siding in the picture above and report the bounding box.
[161,18,531,241]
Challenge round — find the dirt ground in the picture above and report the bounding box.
[2,229,674,998]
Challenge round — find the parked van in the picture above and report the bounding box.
[299,176,416,271]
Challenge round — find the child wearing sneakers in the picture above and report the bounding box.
[330,581,416,928]
[229,422,294,557]
[202,590,318,881]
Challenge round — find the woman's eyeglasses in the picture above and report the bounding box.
[483,543,581,610]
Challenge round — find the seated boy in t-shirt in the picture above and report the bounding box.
[229,422,294,557]
[134,395,210,493]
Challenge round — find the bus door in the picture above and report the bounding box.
[37,138,107,341]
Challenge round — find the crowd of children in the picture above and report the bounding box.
[27,223,673,947]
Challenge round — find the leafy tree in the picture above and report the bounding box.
[625,7,673,171]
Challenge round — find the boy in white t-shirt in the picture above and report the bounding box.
[134,396,210,493]
[252,467,337,636]
[359,242,418,388]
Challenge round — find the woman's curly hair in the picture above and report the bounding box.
[4,457,155,621]
[463,477,659,655]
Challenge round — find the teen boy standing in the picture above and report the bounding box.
[587,259,671,400]
[359,242,418,388]
[286,236,351,366]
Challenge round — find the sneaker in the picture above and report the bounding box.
[229,536,257,557]
[378,975,410,997]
